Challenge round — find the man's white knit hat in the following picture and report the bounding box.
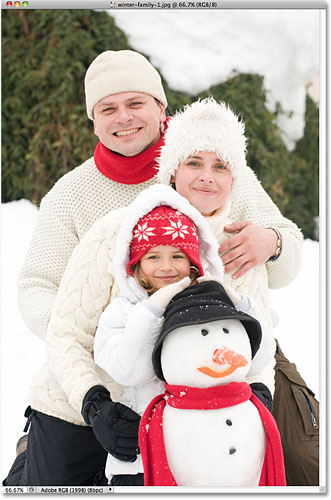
[157,97,247,185]
[85,50,168,119]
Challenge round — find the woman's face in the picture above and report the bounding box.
[173,151,233,216]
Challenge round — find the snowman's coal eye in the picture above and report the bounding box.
[201,329,209,336]
[223,328,229,334]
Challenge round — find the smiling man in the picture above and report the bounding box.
[8,50,305,487]
[93,92,166,157]
[18,50,169,341]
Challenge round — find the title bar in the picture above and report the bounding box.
[1,0,326,9]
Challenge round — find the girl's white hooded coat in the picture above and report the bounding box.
[94,184,225,395]
[93,185,224,477]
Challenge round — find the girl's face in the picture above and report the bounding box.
[173,151,233,216]
[139,245,191,290]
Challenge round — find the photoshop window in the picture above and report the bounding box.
[1,1,326,494]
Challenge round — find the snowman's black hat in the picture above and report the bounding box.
[152,280,262,381]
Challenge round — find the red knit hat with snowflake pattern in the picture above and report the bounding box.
[127,205,204,277]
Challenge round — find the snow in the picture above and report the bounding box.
[108,10,319,150]
[1,201,46,478]
[0,200,320,480]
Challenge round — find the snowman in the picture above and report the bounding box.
[139,280,286,487]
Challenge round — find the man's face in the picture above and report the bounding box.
[93,92,166,157]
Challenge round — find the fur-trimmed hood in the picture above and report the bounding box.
[157,97,247,187]
[114,185,224,299]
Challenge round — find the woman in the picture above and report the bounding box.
[156,98,276,395]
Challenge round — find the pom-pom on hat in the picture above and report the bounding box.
[157,97,247,185]
[127,205,204,277]
[85,50,168,120]
[152,280,262,381]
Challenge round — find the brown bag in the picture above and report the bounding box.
[272,340,319,486]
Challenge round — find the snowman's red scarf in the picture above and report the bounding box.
[94,117,170,184]
[139,382,286,487]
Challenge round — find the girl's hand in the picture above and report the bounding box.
[149,276,191,309]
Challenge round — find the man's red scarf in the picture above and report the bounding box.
[139,382,286,487]
[94,117,170,184]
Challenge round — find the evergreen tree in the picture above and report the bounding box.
[2,10,129,203]
[2,10,319,239]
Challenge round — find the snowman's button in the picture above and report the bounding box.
[226,419,232,426]
[229,447,236,455]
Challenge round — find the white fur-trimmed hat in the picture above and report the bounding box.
[157,97,247,185]
[85,50,168,119]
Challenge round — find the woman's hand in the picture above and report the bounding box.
[219,222,279,279]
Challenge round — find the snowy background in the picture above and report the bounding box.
[1,8,323,488]
[108,9,320,150]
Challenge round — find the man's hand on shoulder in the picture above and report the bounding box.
[219,222,279,279]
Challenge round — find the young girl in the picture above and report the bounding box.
[93,185,223,485]
[93,184,274,486]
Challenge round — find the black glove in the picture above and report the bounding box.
[82,385,141,462]
[250,382,273,412]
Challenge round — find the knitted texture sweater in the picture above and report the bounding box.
[18,158,157,340]
[18,158,303,342]
[31,191,275,426]
[208,200,276,393]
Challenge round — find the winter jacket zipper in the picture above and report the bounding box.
[298,388,318,430]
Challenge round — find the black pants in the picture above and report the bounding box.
[110,474,144,486]
[3,408,108,486]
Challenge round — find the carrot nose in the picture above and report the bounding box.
[213,347,248,367]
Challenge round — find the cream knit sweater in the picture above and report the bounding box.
[30,196,274,426]
[18,158,157,339]
[27,174,298,427]
[207,201,276,393]
[18,157,303,343]
[207,201,272,327]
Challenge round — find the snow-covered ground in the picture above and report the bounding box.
[0,200,321,480]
